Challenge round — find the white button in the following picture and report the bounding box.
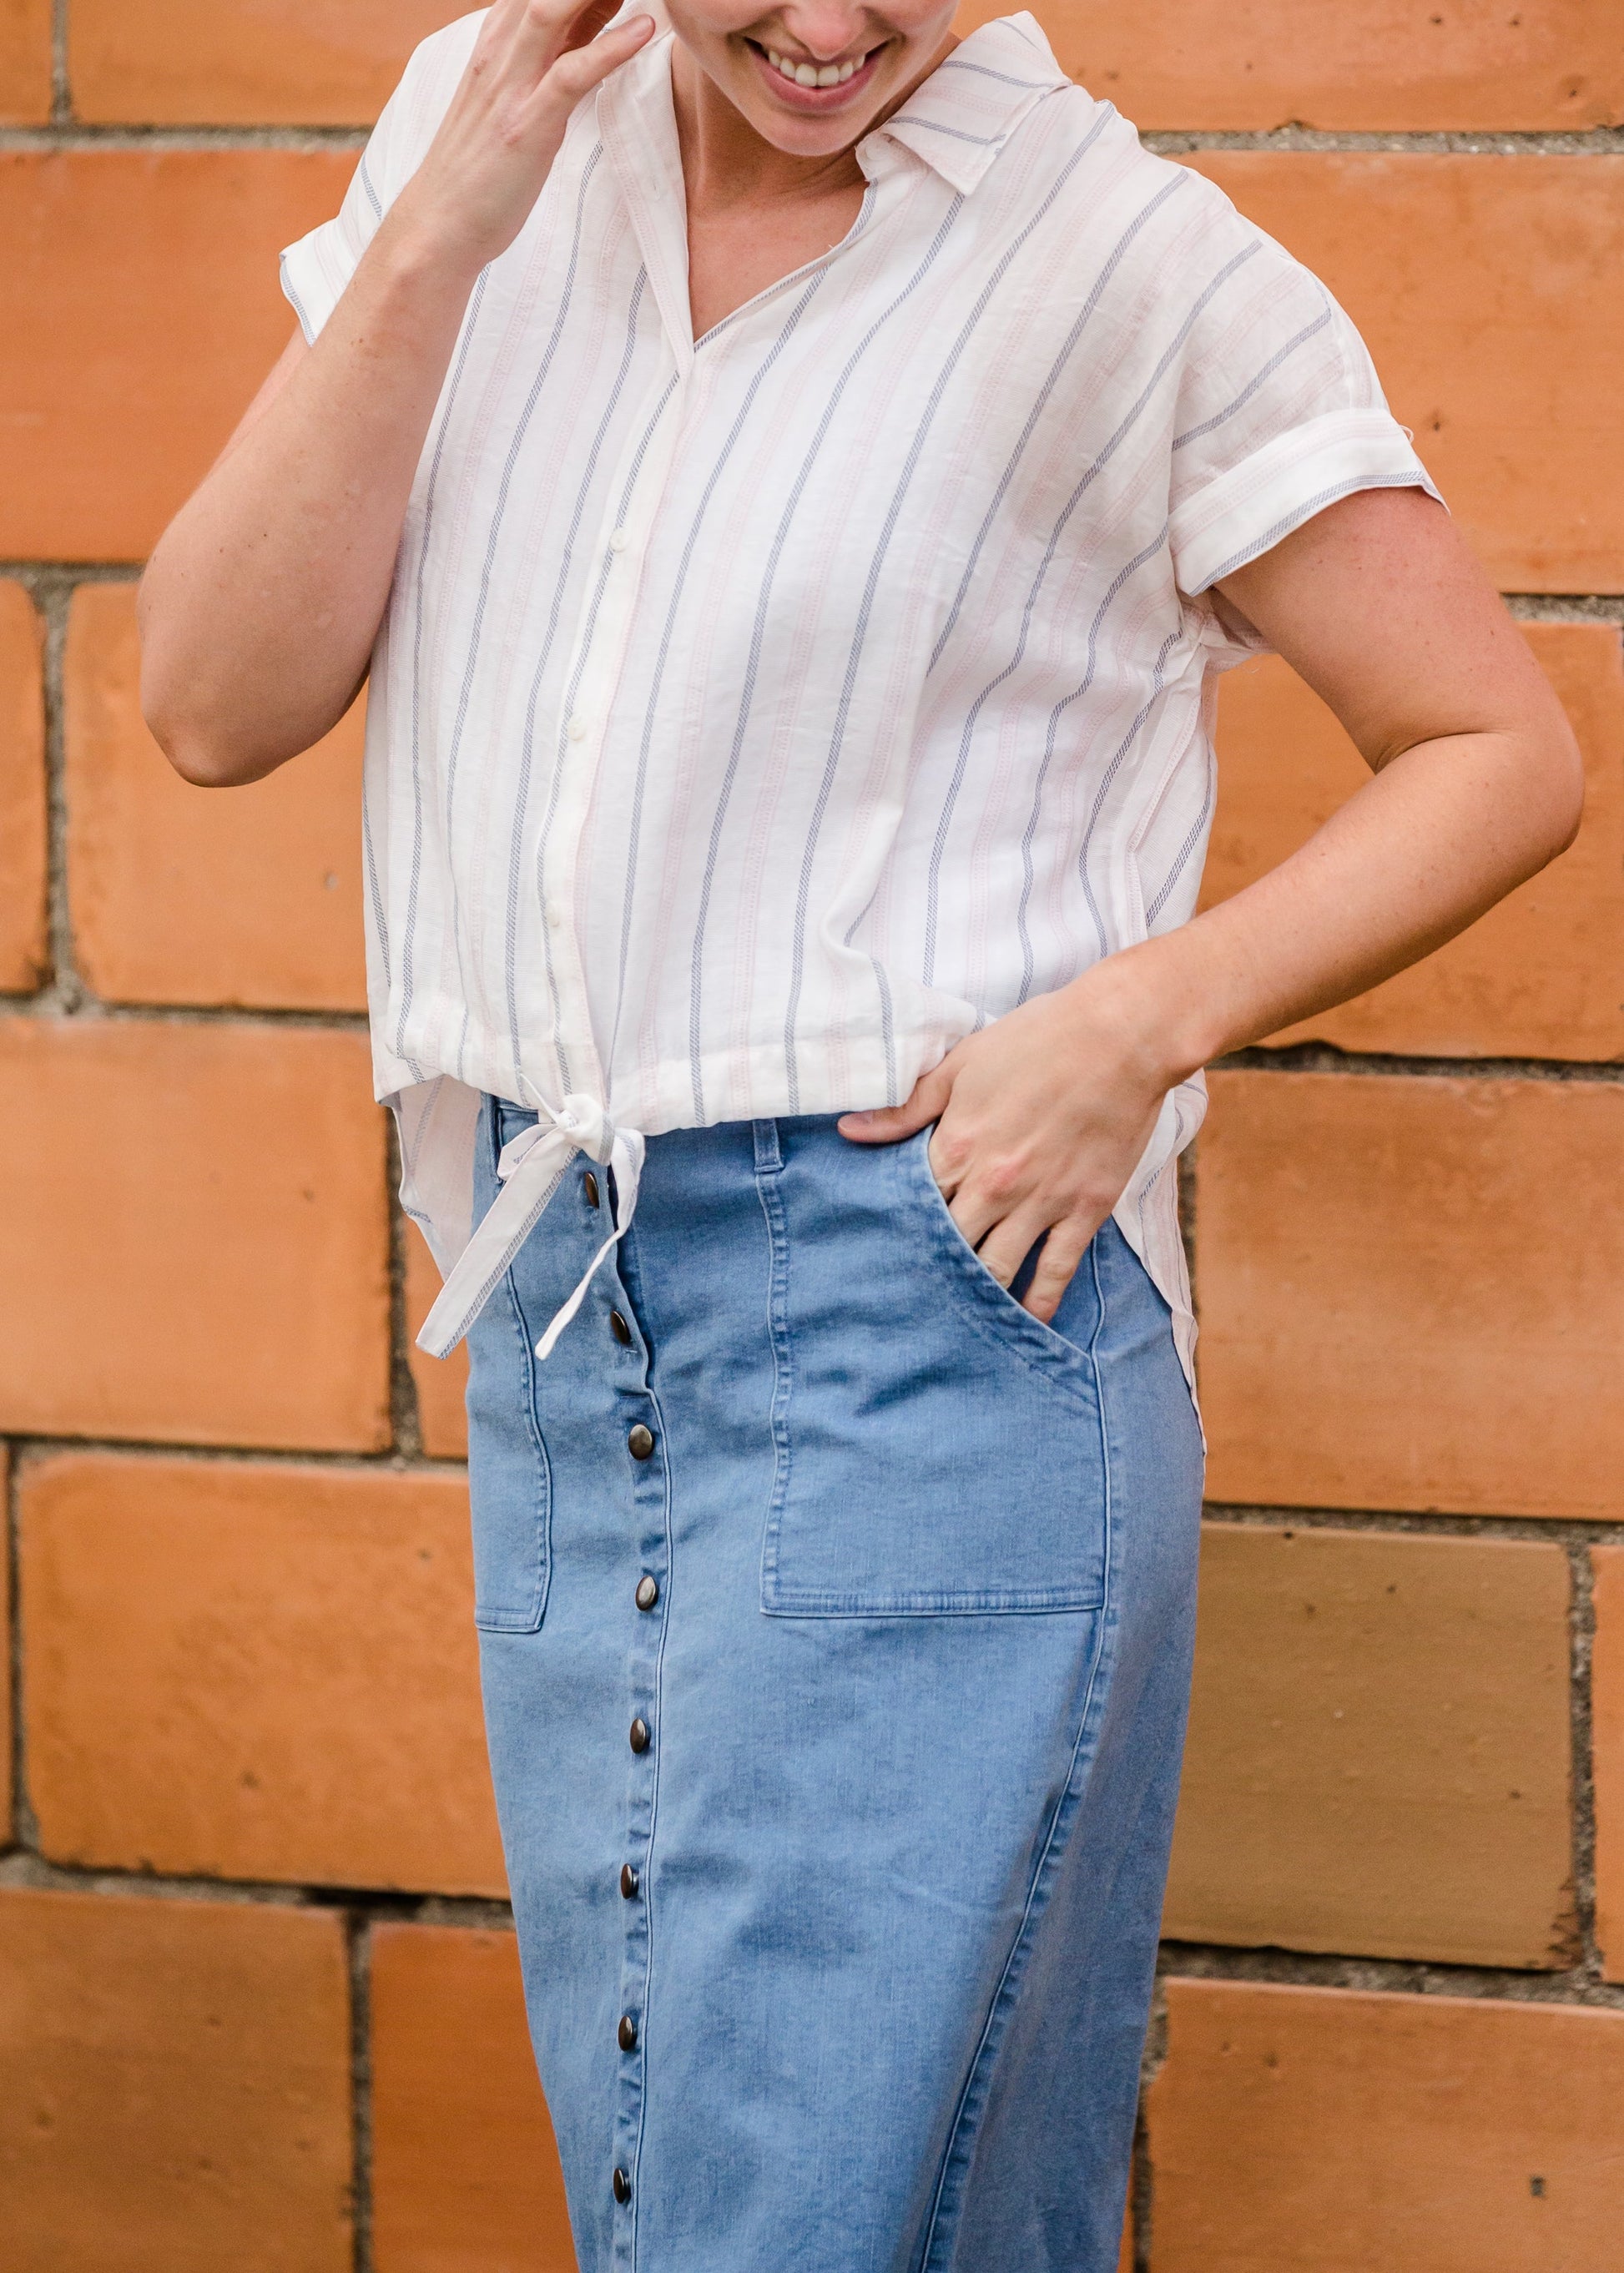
[546,900,564,930]
[567,713,587,740]
[609,528,628,552]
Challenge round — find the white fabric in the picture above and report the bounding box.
[281,11,1440,1378]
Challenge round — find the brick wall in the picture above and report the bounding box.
[2,5,1620,2266]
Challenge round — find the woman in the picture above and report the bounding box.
[139,3,1580,2265]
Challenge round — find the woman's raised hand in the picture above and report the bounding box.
[394,0,655,276]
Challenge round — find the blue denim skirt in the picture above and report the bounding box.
[465,1101,1203,2273]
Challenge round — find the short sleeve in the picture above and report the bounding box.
[1166,194,1443,602]
[280,13,483,344]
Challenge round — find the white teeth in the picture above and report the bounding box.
[764,44,865,88]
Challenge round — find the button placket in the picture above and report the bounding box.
[608,1248,670,2255]
[537,370,683,1119]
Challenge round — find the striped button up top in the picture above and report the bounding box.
[281,10,1436,1378]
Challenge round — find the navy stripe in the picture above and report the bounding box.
[358,152,384,222]
[929,165,1182,675]
[393,265,492,1076]
[606,270,832,1081]
[683,184,955,1121]
[1143,744,1214,926]
[436,147,604,1077]
[1013,523,1169,1002]
[502,255,647,1079]
[531,363,678,1094]
[1173,304,1333,451]
[923,240,1259,984]
[938,58,1056,88]
[1077,628,1181,958]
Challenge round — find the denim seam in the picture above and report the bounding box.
[903,1136,1103,1411]
[472,1101,552,1634]
[753,1131,794,1610]
[759,1133,1107,1618]
[916,1235,1117,2270]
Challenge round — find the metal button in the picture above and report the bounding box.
[613,2168,632,2205]
[629,1716,651,1754]
[610,1308,633,1346]
[628,1423,655,1460]
[583,1169,600,1209]
[618,2013,638,2052]
[620,1862,639,1899]
[636,1574,659,1612]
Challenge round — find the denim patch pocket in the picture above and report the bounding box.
[462,1099,552,1634]
[758,1126,1109,1617]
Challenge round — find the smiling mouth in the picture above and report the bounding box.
[746,36,888,101]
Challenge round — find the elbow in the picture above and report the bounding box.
[143,700,260,790]
[1536,717,1586,865]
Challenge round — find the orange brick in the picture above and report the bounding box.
[0,1017,389,1449]
[371,1923,574,2273]
[22,1453,503,1894]
[65,583,367,1011]
[954,0,1624,131]
[1593,1548,1624,1983]
[1197,1072,1624,1520]
[0,580,48,994]
[0,0,50,124]
[406,1222,469,1460]
[1183,155,1624,594]
[73,0,464,126]
[1203,625,1624,1059]
[1147,1979,1624,2271]
[0,1885,351,2272]
[0,149,354,561]
[1165,1525,1574,1967]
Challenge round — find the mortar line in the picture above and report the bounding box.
[0,124,369,152]
[4,1434,466,1477]
[347,1912,376,2273]
[2,121,1621,156]
[35,579,83,1015]
[3,1439,37,1855]
[1566,1542,1603,1977]
[1142,124,1624,156]
[1157,1938,1624,2009]
[48,0,68,123]
[0,1847,512,1923]
[386,1115,425,1462]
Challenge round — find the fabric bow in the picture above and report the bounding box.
[416,1094,646,1363]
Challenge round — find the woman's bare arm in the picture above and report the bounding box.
[842,486,1585,1319]
[139,0,653,788]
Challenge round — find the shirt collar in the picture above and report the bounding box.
[861,13,1073,195]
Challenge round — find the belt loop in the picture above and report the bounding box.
[752,1118,783,1175]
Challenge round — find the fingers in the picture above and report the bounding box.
[1018,1219,1094,1323]
[507,0,651,89]
[971,1203,1053,1291]
[837,1064,953,1146]
[545,13,657,100]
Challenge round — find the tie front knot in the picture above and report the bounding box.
[418,1094,647,1365]
[551,1093,616,1163]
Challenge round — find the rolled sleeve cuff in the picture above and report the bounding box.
[280,224,353,346]
[1170,407,1445,597]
